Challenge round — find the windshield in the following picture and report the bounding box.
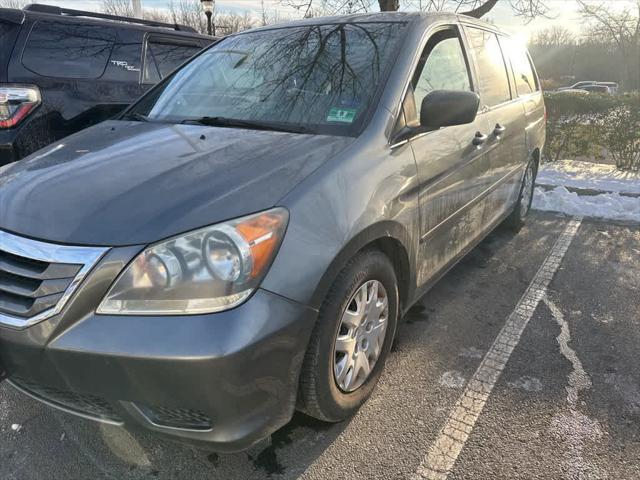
[129,22,407,135]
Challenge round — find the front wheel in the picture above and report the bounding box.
[297,249,399,422]
[505,160,536,231]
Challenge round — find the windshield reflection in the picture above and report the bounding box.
[131,22,406,135]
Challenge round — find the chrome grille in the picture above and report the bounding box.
[0,230,108,329]
[0,251,81,317]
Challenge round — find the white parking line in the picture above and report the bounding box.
[412,217,583,480]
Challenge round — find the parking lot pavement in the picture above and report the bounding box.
[1,211,639,480]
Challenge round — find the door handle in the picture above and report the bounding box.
[472,131,488,147]
[493,123,506,136]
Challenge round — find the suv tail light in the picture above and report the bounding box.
[0,85,41,129]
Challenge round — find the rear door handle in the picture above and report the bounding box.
[493,123,506,136]
[472,131,488,147]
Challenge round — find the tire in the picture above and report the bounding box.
[504,159,536,231]
[297,249,399,422]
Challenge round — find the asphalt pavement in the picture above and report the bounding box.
[1,211,639,480]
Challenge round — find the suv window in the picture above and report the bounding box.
[466,27,511,107]
[143,40,203,83]
[412,29,472,119]
[105,34,143,82]
[0,20,20,73]
[501,40,538,96]
[22,21,115,79]
[0,20,17,41]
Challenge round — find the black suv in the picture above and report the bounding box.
[0,4,214,165]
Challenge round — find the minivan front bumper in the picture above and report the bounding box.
[0,248,317,451]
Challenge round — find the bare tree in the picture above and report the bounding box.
[165,0,257,34]
[532,25,576,47]
[0,0,28,8]
[143,8,174,23]
[259,0,293,26]
[281,0,549,19]
[167,0,207,33]
[216,11,257,34]
[102,0,135,17]
[578,0,640,90]
[261,0,268,25]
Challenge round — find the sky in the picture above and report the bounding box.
[20,0,640,41]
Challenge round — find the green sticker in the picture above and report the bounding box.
[327,107,357,123]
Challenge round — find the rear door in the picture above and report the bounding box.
[405,24,493,287]
[500,39,545,168]
[463,25,527,216]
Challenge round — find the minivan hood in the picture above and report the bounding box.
[0,121,353,246]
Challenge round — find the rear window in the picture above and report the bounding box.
[501,40,538,96]
[466,27,512,107]
[0,20,18,42]
[0,21,20,74]
[22,21,115,79]
[105,41,142,82]
[143,40,203,83]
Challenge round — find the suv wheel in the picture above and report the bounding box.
[505,159,536,230]
[298,249,398,422]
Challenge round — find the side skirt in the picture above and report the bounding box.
[401,203,517,317]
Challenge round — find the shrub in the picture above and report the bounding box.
[543,91,640,171]
[596,94,640,171]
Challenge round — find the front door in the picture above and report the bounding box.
[405,25,493,287]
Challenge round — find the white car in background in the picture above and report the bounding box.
[557,81,618,95]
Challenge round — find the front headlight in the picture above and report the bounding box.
[97,208,288,315]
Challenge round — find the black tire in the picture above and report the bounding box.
[504,159,537,231]
[297,249,399,422]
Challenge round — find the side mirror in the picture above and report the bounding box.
[420,90,480,129]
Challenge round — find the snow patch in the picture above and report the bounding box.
[538,160,640,194]
[507,376,543,392]
[438,371,466,389]
[592,312,614,325]
[604,373,640,414]
[532,186,640,222]
[458,346,484,359]
[549,411,605,479]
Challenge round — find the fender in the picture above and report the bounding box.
[309,220,417,312]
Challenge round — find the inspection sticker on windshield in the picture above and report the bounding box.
[327,107,357,124]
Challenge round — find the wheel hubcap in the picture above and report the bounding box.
[333,280,389,393]
[520,165,534,218]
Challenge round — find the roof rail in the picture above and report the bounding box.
[22,4,198,33]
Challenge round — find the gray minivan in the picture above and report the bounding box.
[0,12,545,451]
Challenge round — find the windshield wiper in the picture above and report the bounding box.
[181,116,307,134]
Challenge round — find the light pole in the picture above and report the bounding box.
[131,0,142,18]
[200,0,215,36]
